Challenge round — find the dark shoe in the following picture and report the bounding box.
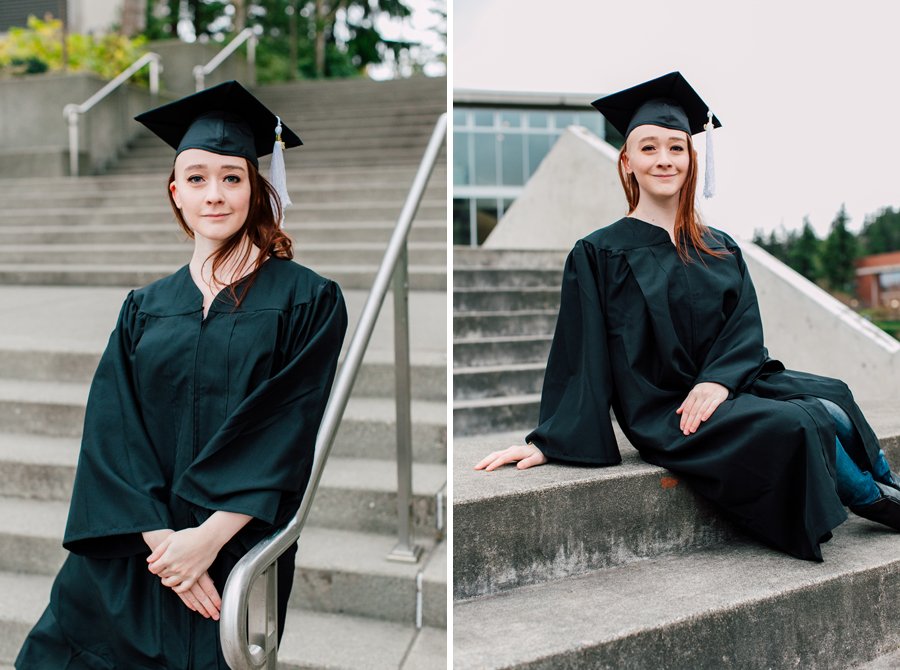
[850,483,900,531]
[881,470,900,492]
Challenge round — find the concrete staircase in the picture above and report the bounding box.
[453,247,900,669]
[0,76,446,669]
[453,248,565,437]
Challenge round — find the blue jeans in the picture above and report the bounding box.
[815,397,891,507]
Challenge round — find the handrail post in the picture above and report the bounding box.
[65,105,80,177]
[149,56,160,100]
[193,64,205,92]
[386,240,422,563]
[248,33,257,87]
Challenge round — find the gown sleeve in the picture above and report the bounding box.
[692,235,772,396]
[171,278,348,530]
[64,290,175,558]
[525,239,621,465]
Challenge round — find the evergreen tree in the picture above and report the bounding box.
[859,207,900,256]
[787,216,819,281]
[821,204,858,292]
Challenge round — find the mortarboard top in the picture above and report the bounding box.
[591,71,721,140]
[134,80,302,169]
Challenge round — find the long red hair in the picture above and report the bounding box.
[617,134,726,263]
[167,161,293,308]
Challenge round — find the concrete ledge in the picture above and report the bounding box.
[454,404,900,601]
[454,516,900,669]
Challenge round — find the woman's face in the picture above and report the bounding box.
[622,124,690,201]
[169,149,252,245]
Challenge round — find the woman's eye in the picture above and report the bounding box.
[671,145,685,152]
[224,175,241,184]
[187,175,204,184]
[641,145,655,151]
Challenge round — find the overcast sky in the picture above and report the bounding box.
[453,0,900,241]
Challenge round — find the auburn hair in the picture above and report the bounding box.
[167,160,293,309]
[617,133,726,263]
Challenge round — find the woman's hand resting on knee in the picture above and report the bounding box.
[676,381,729,435]
[475,443,548,471]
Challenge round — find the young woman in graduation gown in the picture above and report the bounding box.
[476,72,900,562]
[16,82,348,669]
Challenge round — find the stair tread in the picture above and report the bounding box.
[452,394,540,410]
[454,516,900,669]
[0,571,445,668]
[0,496,444,583]
[0,379,445,420]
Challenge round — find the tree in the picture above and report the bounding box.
[787,216,820,281]
[858,207,900,256]
[821,204,858,293]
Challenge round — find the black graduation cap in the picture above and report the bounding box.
[591,71,721,139]
[134,80,302,168]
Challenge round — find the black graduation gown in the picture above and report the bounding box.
[16,257,347,670]
[526,217,883,562]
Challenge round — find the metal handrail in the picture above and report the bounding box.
[193,26,259,91]
[63,52,161,176]
[220,113,448,669]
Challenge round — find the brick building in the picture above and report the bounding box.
[856,250,900,308]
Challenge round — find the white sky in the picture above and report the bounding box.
[454,0,900,240]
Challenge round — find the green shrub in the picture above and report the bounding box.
[0,16,148,81]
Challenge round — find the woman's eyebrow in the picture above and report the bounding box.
[182,164,247,172]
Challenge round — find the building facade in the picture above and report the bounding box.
[453,89,622,246]
[856,250,900,310]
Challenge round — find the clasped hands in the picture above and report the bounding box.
[475,381,729,471]
[142,527,224,621]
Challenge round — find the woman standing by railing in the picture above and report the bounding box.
[16,81,347,669]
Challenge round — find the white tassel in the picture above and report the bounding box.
[703,110,716,199]
[270,116,292,228]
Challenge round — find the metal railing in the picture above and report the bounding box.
[193,26,259,92]
[63,52,161,177]
[220,113,448,669]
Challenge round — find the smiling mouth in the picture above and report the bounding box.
[202,213,231,217]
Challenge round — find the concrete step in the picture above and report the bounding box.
[109,151,444,173]
[0,243,447,268]
[0,571,445,668]
[453,406,900,601]
[453,363,545,401]
[453,335,552,368]
[0,496,444,625]
[126,133,436,155]
[855,647,900,669]
[453,287,560,313]
[0,434,446,534]
[0,221,446,244]
[452,310,557,339]
[0,263,446,291]
[0,381,446,461]
[454,515,900,670]
[0,202,447,225]
[0,346,445,404]
[453,268,563,289]
[453,247,567,269]
[452,394,540,438]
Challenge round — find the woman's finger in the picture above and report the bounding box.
[484,453,517,472]
[173,576,198,595]
[161,574,181,588]
[517,451,544,470]
[184,590,210,618]
[474,450,503,470]
[189,583,219,620]
[197,573,222,609]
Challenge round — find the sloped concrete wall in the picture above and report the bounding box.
[484,126,626,250]
[481,126,900,401]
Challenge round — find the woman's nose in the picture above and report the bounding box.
[657,150,673,166]
[205,182,224,203]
